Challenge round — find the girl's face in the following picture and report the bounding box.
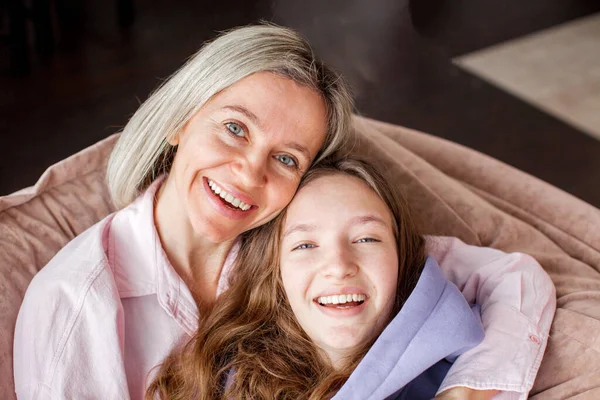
[280,174,399,366]
[163,72,328,243]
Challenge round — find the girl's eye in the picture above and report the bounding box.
[292,243,316,251]
[275,154,298,168]
[225,122,245,137]
[355,238,379,243]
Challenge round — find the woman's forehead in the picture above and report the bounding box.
[204,72,328,156]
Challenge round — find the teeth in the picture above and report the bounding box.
[208,180,251,211]
[317,294,366,305]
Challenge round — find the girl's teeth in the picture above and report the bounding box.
[317,294,366,305]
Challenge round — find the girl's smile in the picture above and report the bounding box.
[280,174,400,366]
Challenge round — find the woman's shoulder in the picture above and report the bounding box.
[13,214,131,397]
[19,213,121,327]
[34,214,115,285]
[425,235,507,267]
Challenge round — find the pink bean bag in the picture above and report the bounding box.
[2,116,599,399]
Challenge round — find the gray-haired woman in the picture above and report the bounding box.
[13,24,553,400]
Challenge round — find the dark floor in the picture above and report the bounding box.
[2,0,600,207]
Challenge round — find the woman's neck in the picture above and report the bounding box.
[154,177,236,306]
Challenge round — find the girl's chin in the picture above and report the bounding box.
[319,336,373,356]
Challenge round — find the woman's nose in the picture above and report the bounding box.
[233,153,268,188]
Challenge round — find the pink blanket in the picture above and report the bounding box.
[1,116,599,399]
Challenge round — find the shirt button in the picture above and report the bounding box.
[529,334,541,344]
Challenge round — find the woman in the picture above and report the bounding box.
[14,24,553,400]
[147,157,554,399]
[14,23,352,400]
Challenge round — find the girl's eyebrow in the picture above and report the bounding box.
[283,223,317,239]
[349,215,388,229]
[282,215,387,239]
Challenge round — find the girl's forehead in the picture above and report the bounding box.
[298,174,375,200]
[285,174,392,225]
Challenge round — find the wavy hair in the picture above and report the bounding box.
[146,157,426,399]
[107,23,354,208]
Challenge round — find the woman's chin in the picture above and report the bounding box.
[191,221,242,244]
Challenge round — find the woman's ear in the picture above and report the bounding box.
[167,133,180,146]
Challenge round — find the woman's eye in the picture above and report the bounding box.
[355,238,379,243]
[275,155,297,168]
[292,243,316,251]
[225,122,245,137]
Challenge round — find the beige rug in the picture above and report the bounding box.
[454,13,600,141]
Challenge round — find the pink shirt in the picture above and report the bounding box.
[13,180,555,400]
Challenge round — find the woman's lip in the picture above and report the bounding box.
[203,178,256,220]
[204,177,257,207]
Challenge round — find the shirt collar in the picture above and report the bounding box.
[109,176,240,336]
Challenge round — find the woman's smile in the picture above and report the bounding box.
[156,72,328,244]
[203,177,257,220]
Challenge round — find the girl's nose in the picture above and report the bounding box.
[321,246,359,280]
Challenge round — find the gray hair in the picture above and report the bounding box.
[107,23,354,208]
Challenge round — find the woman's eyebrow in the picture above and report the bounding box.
[221,106,311,160]
[284,142,311,162]
[222,105,263,129]
[283,223,317,239]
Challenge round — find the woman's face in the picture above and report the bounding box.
[280,174,399,366]
[165,72,328,243]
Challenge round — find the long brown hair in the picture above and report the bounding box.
[146,157,426,399]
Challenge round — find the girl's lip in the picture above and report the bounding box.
[203,178,257,220]
[204,177,257,207]
[314,297,369,318]
[313,286,369,299]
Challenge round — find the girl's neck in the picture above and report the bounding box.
[153,178,236,306]
[321,347,352,371]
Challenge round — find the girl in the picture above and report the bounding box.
[147,157,555,399]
